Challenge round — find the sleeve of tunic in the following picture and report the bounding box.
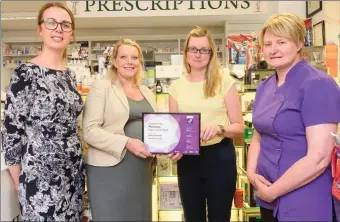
[1,64,36,166]
[301,77,340,127]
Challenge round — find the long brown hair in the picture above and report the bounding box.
[37,2,75,59]
[107,39,144,86]
[183,27,222,98]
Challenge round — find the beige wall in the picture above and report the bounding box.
[312,1,340,44]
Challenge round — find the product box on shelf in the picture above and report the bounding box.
[238,175,250,204]
[155,65,183,79]
[244,127,254,141]
[233,133,245,147]
[239,175,257,207]
[243,140,251,170]
[156,157,177,176]
[159,183,182,210]
[158,210,184,221]
[235,146,245,170]
[230,208,240,221]
[242,207,261,222]
[157,157,172,176]
[156,94,169,112]
[171,160,177,176]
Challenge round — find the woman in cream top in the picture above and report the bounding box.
[168,27,244,222]
[82,39,156,221]
[169,72,235,146]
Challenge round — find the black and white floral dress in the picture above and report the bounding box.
[1,62,85,221]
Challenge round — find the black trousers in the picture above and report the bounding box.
[260,207,278,222]
[177,138,237,222]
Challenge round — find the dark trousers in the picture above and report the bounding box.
[177,138,237,222]
[260,207,278,222]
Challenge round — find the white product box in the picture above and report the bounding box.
[156,65,183,79]
[159,183,182,210]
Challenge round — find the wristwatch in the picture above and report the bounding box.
[217,125,225,135]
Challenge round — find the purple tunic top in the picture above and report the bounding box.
[252,60,340,221]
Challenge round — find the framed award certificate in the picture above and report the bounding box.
[142,113,200,155]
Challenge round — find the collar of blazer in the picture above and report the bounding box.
[111,79,157,111]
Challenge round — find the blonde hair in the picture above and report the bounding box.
[260,13,305,54]
[37,2,75,59]
[107,39,144,86]
[183,26,222,98]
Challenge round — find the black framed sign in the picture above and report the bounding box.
[306,1,322,18]
[142,112,201,155]
[313,20,325,46]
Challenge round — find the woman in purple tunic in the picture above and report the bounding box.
[246,13,340,221]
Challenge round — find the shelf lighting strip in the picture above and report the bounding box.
[1,17,36,20]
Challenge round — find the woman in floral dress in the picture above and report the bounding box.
[1,3,85,221]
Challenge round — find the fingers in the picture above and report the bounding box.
[257,175,272,186]
[206,127,216,141]
[200,127,206,142]
[255,175,272,186]
[201,127,210,142]
[168,153,182,160]
[136,151,153,159]
[200,126,217,142]
[140,148,154,158]
[130,140,154,159]
[174,153,183,160]
[169,153,183,160]
[202,128,210,142]
[137,152,147,159]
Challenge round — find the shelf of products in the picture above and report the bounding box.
[1,38,226,93]
[2,42,42,69]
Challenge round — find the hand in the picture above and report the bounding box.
[254,175,277,203]
[8,165,20,195]
[248,173,271,187]
[200,125,221,143]
[126,138,154,159]
[15,183,20,196]
[13,180,19,189]
[168,153,183,161]
[254,174,272,187]
[12,180,19,196]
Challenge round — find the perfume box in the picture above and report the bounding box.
[157,157,171,176]
[159,183,182,210]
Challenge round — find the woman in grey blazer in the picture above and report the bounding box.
[82,39,157,221]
